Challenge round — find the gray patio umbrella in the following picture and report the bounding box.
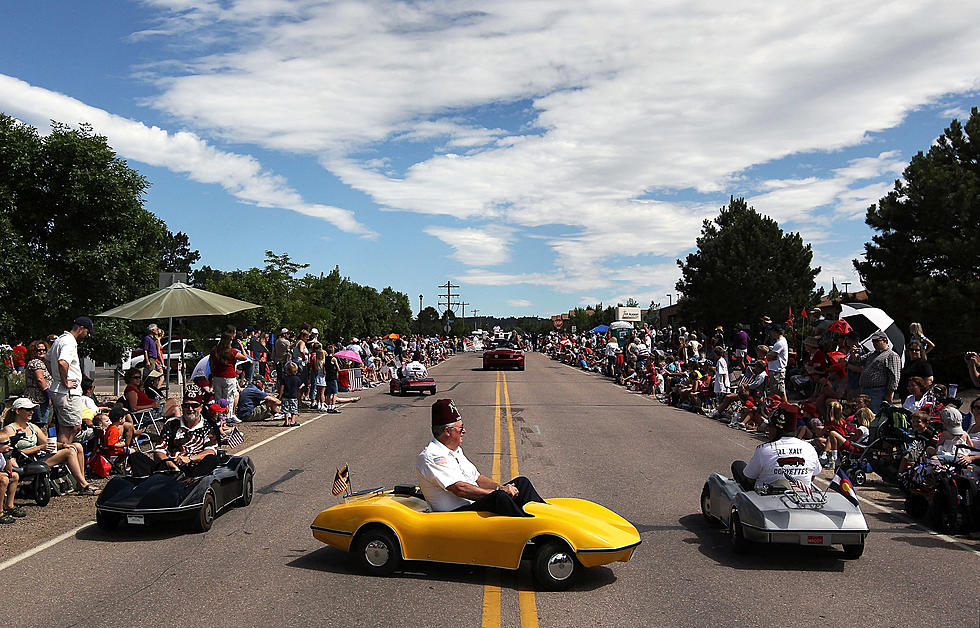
[97,282,261,394]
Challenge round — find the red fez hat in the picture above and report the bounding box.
[432,399,461,426]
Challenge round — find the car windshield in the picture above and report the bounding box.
[492,342,515,350]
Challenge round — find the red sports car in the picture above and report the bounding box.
[483,342,525,370]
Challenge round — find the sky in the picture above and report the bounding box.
[2,1,978,319]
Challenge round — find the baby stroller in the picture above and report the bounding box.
[900,442,979,534]
[857,404,914,485]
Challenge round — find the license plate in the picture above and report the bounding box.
[127,515,145,525]
[806,535,825,545]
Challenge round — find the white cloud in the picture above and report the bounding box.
[423,225,515,266]
[0,74,376,238]
[508,298,532,307]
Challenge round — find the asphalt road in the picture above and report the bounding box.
[5,352,977,627]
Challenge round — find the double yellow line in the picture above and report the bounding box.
[482,371,539,628]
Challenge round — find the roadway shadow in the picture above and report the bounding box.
[76,521,188,543]
[287,545,616,591]
[677,514,847,572]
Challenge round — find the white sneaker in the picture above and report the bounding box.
[228,415,242,424]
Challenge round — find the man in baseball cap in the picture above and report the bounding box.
[416,398,544,516]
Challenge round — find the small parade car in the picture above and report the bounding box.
[389,375,437,396]
[95,452,254,533]
[700,473,869,558]
[483,341,525,370]
[311,485,641,590]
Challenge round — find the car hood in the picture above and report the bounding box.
[525,498,641,551]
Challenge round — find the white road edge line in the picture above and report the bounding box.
[0,412,329,573]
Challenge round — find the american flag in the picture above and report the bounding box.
[332,464,349,496]
[790,479,814,497]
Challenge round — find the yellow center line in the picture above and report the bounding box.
[483,370,503,628]
[503,372,539,628]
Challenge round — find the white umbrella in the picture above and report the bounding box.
[838,303,905,365]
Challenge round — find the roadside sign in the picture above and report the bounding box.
[554,319,563,329]
[444,323,452,333]
[571,325,577,332]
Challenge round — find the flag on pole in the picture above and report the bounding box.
[332,464,350,496]
[828,468,860,506]
[801,307,808,319]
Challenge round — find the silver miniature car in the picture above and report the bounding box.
[700,473,869,558]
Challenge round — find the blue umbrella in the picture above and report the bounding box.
[590,324,610,333]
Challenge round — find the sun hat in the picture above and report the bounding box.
[942,406,965,436]
[147,369,164,379]
[11,397,38,410]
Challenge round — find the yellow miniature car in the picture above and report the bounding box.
[310,485,641,590]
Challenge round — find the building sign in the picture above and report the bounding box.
[616,306,641,322]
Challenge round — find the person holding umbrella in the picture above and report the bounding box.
[858,331,902,410]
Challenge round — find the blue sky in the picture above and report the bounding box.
[2,1,979,319]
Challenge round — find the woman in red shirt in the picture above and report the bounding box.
[124,369,159,412]
[210,327,248,420]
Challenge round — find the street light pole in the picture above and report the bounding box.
[419,294,423,314]
[841,281,851,297]
[666,294,673,307]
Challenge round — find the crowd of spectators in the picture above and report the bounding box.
[540,314,975,472]
[0,316,458,524]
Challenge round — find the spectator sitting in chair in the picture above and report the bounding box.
[0,434,23,523]
[237,379,282,422]
[124,368,161,414]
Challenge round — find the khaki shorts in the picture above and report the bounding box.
[52,392,83,428]
[244,404,272,422]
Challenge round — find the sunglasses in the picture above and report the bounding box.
[0,441,9,447]
[181,402,202,409]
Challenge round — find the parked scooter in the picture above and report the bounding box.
[8,432,71,506]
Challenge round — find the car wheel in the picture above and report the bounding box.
[429,388,436,395]
[700,483,714,523]
[842,540,865,559]
[193,491,217,533]
[238,471,254,507]
[353,528,401,576]
[35,475,51,507]
[518,364,525,371]
[532,541,578,591]
[728,511,749,554]
[96,509,120,531]
[929,478,959,533]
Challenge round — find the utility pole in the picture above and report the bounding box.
[841,281,851,297]
[459,301,470,324]
[437,281,461,316]
[472,309,479,331]
[419,294,423,314]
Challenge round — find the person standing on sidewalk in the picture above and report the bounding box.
[859,331,902,410]
[273,328,291,385]
[767,324,788,399]
[142,323,163,379]
[47,317,94,445]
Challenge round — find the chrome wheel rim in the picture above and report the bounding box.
[546,552,574,580]
[365,540,390,567]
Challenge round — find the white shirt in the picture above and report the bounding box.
[714,356,730,393]
[769,336,789,372]
[605,341,620,357]
[48,331,81,395]
[404,360,427,378]
[416,438,480,511]
[743,436,822,490]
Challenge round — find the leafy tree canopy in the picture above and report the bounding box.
[0,115,200,362]
[675,197,820,330]
[855,108,980,379]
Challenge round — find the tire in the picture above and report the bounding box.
[700,483,714,523]
[34,475,51,507]
[428,388,436,395]
[728,511,749,554]
[852,469,867,487]
[904,494,929,519]
[518,365,525,371]
[96,509,120,531]
[842,540,865,559]
[532,541,578,591]
[352,528,401,576]
[238,471,254,506]
[193,491,217,533]
[929,479,959,533]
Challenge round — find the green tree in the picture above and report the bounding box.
[676,197,820,330]
[414,306,441,336]
[0,115,198,362]
[855,109,980,379]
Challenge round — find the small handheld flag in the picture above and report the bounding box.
[828,467,859,506]
[332,464,350,497]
